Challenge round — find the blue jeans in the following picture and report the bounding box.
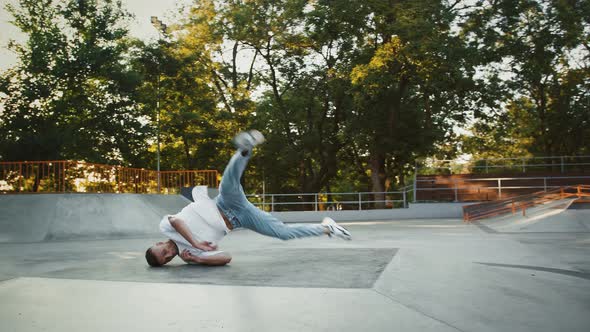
[215,150,325,240]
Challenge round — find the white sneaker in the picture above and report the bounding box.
[322,217,352,240]
[233,130,266,150]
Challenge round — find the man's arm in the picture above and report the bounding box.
[179,249,232,266]
[168,216,217,251]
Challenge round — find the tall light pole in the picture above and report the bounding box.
[151,16,167,193]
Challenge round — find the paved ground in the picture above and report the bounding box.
[1,210,589,332]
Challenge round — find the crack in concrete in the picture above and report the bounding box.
[472,222,499,234]
[0,277,18,284]
[372,288,467,332]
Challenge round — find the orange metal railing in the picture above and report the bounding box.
[463,185,590,222]
[0,160,219,194]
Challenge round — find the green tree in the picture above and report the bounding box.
[341,0,479,206]
[462,0,590,158]
[134,0,257,173]
[176,0,349,194]
[0,0,149,165]
[246,0,352,194]
[136,37,224,171]
[461,98,536,160]
[207,0,482,201]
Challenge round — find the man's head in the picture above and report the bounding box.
[145,240,179,267]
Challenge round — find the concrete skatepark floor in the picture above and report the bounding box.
[27,248,397,288]
[1,213,590,331]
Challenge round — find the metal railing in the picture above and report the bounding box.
[3,157,588,211]
[246,189,411,212]
[417,155,590,175]
[0,160,218,194]
[243,175,590,212]
[414,175,590,202]
[463,185,590,222]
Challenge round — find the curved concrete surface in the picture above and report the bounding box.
[0,194,190,243]
[477,198,590,233]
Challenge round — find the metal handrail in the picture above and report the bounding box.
[463,185,590,222]
[417,175,590,181]
[243,176,589,212]
[419,155,590,163]
[246,190,409,212]
[414,175,590,202]
[248,190,409,196]
[416,155,590,175]
[251,200,405,206]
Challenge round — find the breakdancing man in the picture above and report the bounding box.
[146,130,351,267]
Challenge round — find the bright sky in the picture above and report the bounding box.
[0,0,189,71]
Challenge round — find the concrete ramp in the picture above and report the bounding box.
[517,209,590,232]
[478,198,590,233]
[0,194,190,243]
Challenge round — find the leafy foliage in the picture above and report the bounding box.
[0,0,150,164]
[462,0,590,158]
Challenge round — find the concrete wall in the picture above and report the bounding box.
[0,194,190,243]
[273,202,471,223]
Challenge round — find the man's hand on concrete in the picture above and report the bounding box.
[179,249,195,262]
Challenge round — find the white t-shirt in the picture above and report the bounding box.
[159,194,231,258]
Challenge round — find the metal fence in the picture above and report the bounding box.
[246,189,411,212]
[0,160,218,194]
[243,175,590,212]
[418,155,590,175]
[414,175,590,202]
[3,157,590,211]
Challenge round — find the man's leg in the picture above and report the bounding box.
[218,149,251,201]
[218,129,264,203]
[239,206,328,240]
[217,130,351,240]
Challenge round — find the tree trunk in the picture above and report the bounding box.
[369,153,387,209]
[535,82,552,155]
[181,135,192,169]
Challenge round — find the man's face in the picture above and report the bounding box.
[150,241,177,265]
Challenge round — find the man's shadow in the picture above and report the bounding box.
[156,263,232,270]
